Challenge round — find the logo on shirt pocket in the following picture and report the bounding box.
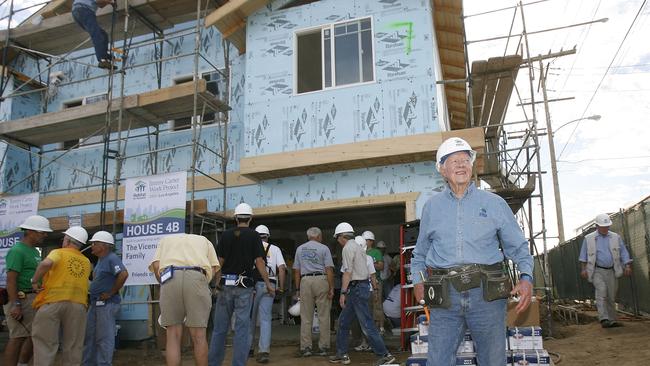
[479,208,488,218]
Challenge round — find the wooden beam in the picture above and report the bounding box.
[221,18,246,39]
[240,128,485,180]
[36,172,256,210]
[223,193,421,223]
[48,200,208,231]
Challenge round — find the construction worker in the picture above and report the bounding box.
[348,235,378,353]
[31,226,92,366]
[579,213,633,328]
[249,225,287,363]
[150,233,220,366]
[376,241,392,301]
[411,137,534,366]
[208,203,275,366]
[329,222,395,366]
[71,0,116,70]
[82,231,129,366]
[362,231,385,334]
[2,215,51,366]
[293,227,335,357]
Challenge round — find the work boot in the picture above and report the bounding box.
[256,352,270,363]
[98,59,117,70]
[296,347,312,357]
[601,319,613,328]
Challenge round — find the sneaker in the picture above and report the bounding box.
[98,59,117,70]
[329,354,351,364]
[376,353,396,366]
[601,319,613,328]
[316,348,330,356]
[256,352,270,363]
[353,343,371,352]
[297,347,312,357]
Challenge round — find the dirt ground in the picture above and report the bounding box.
[4,313,650,365]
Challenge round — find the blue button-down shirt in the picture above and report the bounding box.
[411,183,533,284]
[579,231,632,267]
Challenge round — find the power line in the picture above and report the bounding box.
[557,0,648,159]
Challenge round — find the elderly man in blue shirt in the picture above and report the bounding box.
[411,137,534,366]
[579,213,632,328]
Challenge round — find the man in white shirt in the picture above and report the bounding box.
[250,225,287,363]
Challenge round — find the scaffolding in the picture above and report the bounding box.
[0,0,231,240]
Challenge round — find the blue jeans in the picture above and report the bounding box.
[208,286,254,366]
[72,5,110,62]
[335,281,388,357]
[427,285,506,366]
[249,281,275,353]
[82,302,120,366]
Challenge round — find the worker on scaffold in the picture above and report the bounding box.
[72,0,116,70]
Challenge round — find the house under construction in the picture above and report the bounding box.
[0,0,553,340]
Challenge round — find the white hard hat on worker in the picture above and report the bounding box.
[436,137,476,172]
[255,224,270,237]
[90,230,115,245]
[20,215,53,232]
[63,226,88,245]
[333,222,354,238]
[234,202,253,217]
[595,213,612,227]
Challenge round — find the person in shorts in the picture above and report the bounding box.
[150,233,220,366]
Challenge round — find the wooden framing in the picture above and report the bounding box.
[222,192,421,222]
[204,0,270,54]
[240,128,485,181]
[0,0,217,55]
[47,199,208,231]
[0,79,229,146]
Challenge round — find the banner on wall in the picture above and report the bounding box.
[122,171,187,285]
[0,192,40,287]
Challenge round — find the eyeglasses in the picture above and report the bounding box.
[445,158,472,167]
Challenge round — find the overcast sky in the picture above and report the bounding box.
[464,0,650,247]
[2,0,649,247]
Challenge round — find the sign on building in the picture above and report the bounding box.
[122,171,187,285]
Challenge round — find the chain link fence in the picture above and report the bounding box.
[541,197,650,315]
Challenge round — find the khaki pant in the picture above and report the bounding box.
[299,275,331,350]
[3,292,37,338]
[593,267,618,322]
[32,301,87,366]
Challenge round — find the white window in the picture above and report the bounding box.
[295,17,374,94]
[60,93,108,149]
[170,70,228,131]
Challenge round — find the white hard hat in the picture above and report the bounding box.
[333,222,354,238]
[288,300,301,317]
[376,240,386,248]
[19,215,53,232]
[89,231,115,245]
[362,230,375,241]
[435,137,477,172]
[63,226,88,245]
[595,213,612,227]
[255,225,270,237]
[234,202,253,217]
[355,236,367,251]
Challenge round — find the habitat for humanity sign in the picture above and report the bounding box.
[123,171,187,285]
[0,193,39,287]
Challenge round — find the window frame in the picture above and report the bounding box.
[293,16,376,96]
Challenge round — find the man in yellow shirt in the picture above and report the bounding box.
[30,226,91,366]
[149,233,220,366]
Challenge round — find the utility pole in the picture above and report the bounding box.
[539,61,565,244]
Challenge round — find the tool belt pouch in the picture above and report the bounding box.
[448,270,482,292]
[480,270,512,302]
[423,275,451,309]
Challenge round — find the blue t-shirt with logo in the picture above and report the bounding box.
[89,252,127,303]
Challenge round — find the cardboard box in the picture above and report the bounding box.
[507,349,551,365]
[507,297,540,327]
[410,334,428,354]
[507,326,543,350]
